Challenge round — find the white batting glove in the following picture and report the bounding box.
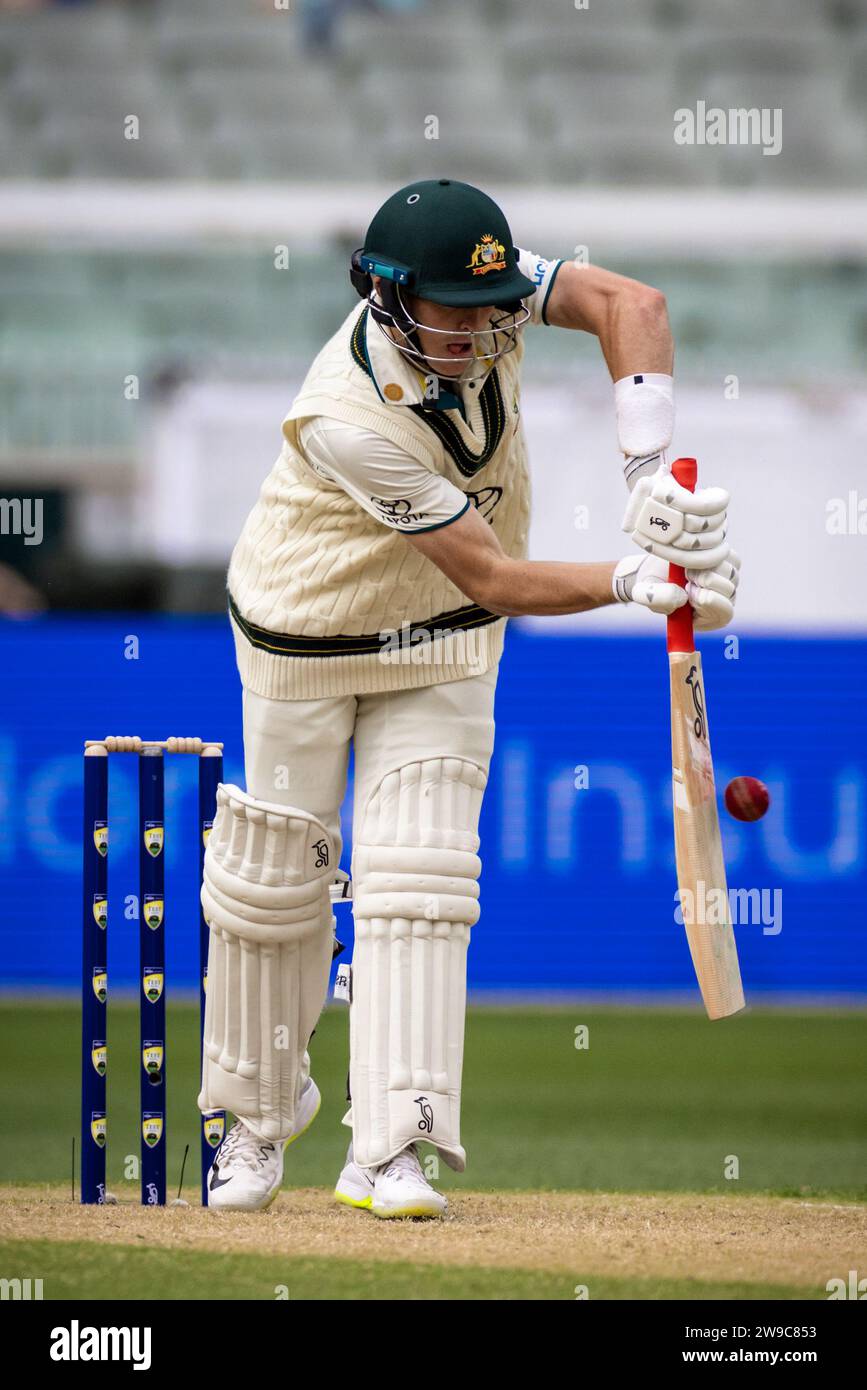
[612,554,689,616]
[620,462,730,571]
[687,549,741,630]
[613,552,741,629]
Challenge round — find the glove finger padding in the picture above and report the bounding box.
[634,576,690,615]
[681,508,727,535]
[622,465,730,570]
[616,544,741,629]
[621,467,730,528]
[714,549,741,588]
[685,551,741,629]
[686,566,735,600]
[613,553,688,615]
[653,473,730,518]
[637,535,731,571]
[687,581,735,630]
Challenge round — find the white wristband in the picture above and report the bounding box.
[614,372,674,457]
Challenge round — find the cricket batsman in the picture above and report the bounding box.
[199,178,739,1217]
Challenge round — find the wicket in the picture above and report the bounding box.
[81,736,226,1206]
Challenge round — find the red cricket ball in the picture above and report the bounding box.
[724,776,770,822]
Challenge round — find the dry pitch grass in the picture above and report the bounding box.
[2,1185,865,1290]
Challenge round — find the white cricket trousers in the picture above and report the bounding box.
[242,666,499,859]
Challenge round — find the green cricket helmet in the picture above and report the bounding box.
[350,178,533,378]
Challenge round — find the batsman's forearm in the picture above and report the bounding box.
[599,287,674,381]
[478,558,617,617]
[547,265,674,379]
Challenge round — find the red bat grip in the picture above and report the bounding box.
[666,456,697,654]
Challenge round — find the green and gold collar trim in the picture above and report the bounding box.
[408,370,505,478]
[350,306,507,478]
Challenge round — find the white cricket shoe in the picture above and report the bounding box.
[334,1142,447,1220]
[207,1077,320,1212]
[333,1142,375,1211]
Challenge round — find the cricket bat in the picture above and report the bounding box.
[667,456,745,1019]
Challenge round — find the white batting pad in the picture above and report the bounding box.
[199,784,335,1141]
[349,758,486,1172]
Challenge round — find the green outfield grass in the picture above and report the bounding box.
[0,1239,817,1301]
[2,1002,864,1300]
[1,1001,865,1199]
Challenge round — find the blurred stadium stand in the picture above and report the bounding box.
[0,0,863,184]
[0,0,864,613]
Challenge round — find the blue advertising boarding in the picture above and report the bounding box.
[2,616,864,998]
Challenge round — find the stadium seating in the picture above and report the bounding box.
[0,0,862,186]
[0,0,863,466]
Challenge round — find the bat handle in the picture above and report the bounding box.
[666,456,697,655]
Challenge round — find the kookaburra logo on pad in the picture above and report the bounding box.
[650,515,671,531]
[414,1096,434,1132]
[312,839,330,869]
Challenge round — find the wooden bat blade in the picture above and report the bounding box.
[670,649,745,1019]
